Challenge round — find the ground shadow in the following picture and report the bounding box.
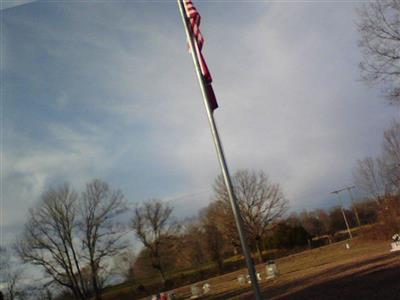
[204,252,400,300]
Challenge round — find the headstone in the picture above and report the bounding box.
[190,284,200,299]
[242,273,262,283]
[391,233,400,252]
[257,272,262,281]
[203,282,211,294]
[266,260,279,279]
[237,274,246,286]
[168,292,177,300]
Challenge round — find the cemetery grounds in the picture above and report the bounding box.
[136,238,400,300]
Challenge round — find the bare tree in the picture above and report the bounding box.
[353,199,379,224]
[202,199,239,255]
[192,205,230,274]
[15,185,88,300]
[353,121,400,199]
[315,209,331,235]
[0,247,25,300]
[203,223,225,274]
[131,199,178,284]
[16,181,128,300]
[299,210,323,237]
[111,248,136,282]
[212,169,288,262]
[381,120,400,191]
[353,157,386,199]
[357,1,400,103]
[19,285,54,300]
[79,179,128,300]
[285,212,301,227]
[36,288,53,300]
[329,207,357,233]
[179,223,207,271]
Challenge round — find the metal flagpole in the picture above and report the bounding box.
[177,1,263,299]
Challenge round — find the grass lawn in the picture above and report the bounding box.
[158,238,392,299]
[101,238,394,299]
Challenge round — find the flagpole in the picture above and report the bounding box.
[177,1,263,299]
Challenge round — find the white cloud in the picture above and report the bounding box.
[3,123,120,229]
[3,1,398,241]
[1,0,36,10]
[138,2,398,208]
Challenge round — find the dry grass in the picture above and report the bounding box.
[100,238,393,299]
[158,239,391,299]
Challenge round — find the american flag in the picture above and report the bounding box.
[183,0,218,111]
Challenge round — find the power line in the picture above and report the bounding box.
[126,188,212,208]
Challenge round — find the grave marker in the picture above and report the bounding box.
[190,285,200,299]
[237,274,246,286]
[266,260,279,279]
[391,233,400,252]
[203,283,211,294]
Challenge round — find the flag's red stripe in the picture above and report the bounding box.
[183,0,218,110]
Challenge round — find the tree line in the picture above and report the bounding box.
[353,120,400,199]
[128,177,381,292]
[2,170,289,299]
[4,1,400,299]
[3,166,396,299]
[130,170,288,286]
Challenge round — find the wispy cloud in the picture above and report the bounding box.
[3,122,121,230]
[1,0,36,10]
[2,1,398,240]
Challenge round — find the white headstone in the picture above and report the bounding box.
[203,283,211,294]
[266,261,279,279]
[190,285,200,299]
[391,233,400,252]
[391,242,400,252]
[168,292,176,300]
[257,272,262,281]
[237,274,246,286]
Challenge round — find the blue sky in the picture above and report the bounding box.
[1,0,399,245]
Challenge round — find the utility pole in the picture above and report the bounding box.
[331,190,353,240]
[345,186,361,227]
